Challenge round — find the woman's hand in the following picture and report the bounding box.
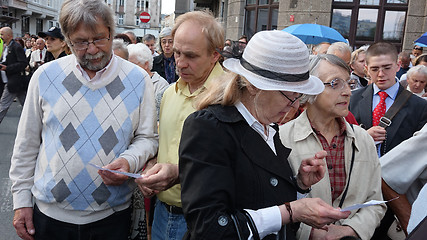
[297,150,327,189]
[279,198,351,228]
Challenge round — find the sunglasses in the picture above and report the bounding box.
[414,47,423,50]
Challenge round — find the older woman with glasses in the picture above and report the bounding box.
[152,27,179,84]
[179,31,351,240]
[280,54,386,240]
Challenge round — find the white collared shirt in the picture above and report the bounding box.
[372,79,400,112]
[235,101,277,155]
[1,42,9,83]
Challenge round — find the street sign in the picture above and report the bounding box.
[140,23,151,29]
[139,11,151,23]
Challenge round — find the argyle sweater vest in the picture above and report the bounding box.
[31,55,147,212]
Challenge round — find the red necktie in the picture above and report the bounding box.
[372,91,388,126]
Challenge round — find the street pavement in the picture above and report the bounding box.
[0,101,24,240]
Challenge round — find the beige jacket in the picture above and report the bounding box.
[279,111,386,240]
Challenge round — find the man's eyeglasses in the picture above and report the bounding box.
[279,91,303,105]
[323,78,351,90]
[70,34,110,51]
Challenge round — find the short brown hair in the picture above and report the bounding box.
[172,10,224,54]
[365,42,398,65]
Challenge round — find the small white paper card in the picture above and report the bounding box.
[88,163,143,179]
[340,197,398,212]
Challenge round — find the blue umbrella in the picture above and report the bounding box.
[282,24,346,45]
[415,32,427,46]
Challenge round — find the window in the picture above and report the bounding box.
[21,16,30,36]
[245,0,279,39]
[36,19,43,34]
[119,0,124,6]
[136,15,140,26]
[331,0,408,50]
[49,21,54,28]
[118,14,124,25]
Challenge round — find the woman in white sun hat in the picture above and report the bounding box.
[178,30,351,240]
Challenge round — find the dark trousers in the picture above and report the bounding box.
[33,204,131,240]
[371,208,394,240]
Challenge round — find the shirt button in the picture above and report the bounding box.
[328,165,333,170]
[218,215,228,226]
[270,177,278,187]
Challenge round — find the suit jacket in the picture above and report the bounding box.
[179,105,298,240]
[2,39,27,86]
[349,83,427,154]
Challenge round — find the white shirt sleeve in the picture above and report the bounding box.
[245,206,282,239]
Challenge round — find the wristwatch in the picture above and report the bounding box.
[292,176,312,194]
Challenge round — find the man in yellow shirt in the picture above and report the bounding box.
[136,11,225,239]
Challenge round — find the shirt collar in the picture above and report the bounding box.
[310,116,347,137]
[373,79,400,100]
[235,101,276,142]
[174,61,224,97]
[75,52,115,82]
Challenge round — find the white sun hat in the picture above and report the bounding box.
[223,30,324,95]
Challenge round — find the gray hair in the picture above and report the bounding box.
[157,27,172,53]
[326,41,352,56]
[59,0,115,42]
[127,43,153,70]
[407,65,427,80]
[124,30,137,42]
[159,27,172,39]
[142,34,156,43]
[112,39,129,60]
[303,54,351,103]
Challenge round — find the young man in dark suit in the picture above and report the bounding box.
[349,42,427,239]
[0,27,28,124]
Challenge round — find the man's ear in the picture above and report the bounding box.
[211,50,221,64]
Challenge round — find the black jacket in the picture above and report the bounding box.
[349,83,427,154]
[179,105,298,240]
[2,40,27,91]
[44,51,67,63]
[151,53,179,83]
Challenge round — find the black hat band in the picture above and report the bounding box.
[240,58,309,82]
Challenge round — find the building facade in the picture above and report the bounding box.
[173,0,427,52]
[0,0,162,39]
[224,0,427,52]
[106,0,162,38]
[0,0,62,37]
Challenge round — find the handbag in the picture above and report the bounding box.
[230,210,261,240]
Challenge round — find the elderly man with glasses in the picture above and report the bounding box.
[9,0,158,239]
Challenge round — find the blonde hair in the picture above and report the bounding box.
[195,71,249,110]
[350,48,365,66]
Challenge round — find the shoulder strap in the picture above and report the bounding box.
[378,89,412,128]
[339,124,355,209]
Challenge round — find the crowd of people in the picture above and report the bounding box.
[4,0,427,240]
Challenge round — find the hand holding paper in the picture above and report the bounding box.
[340,197,398,212]
[88,163,143,179]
